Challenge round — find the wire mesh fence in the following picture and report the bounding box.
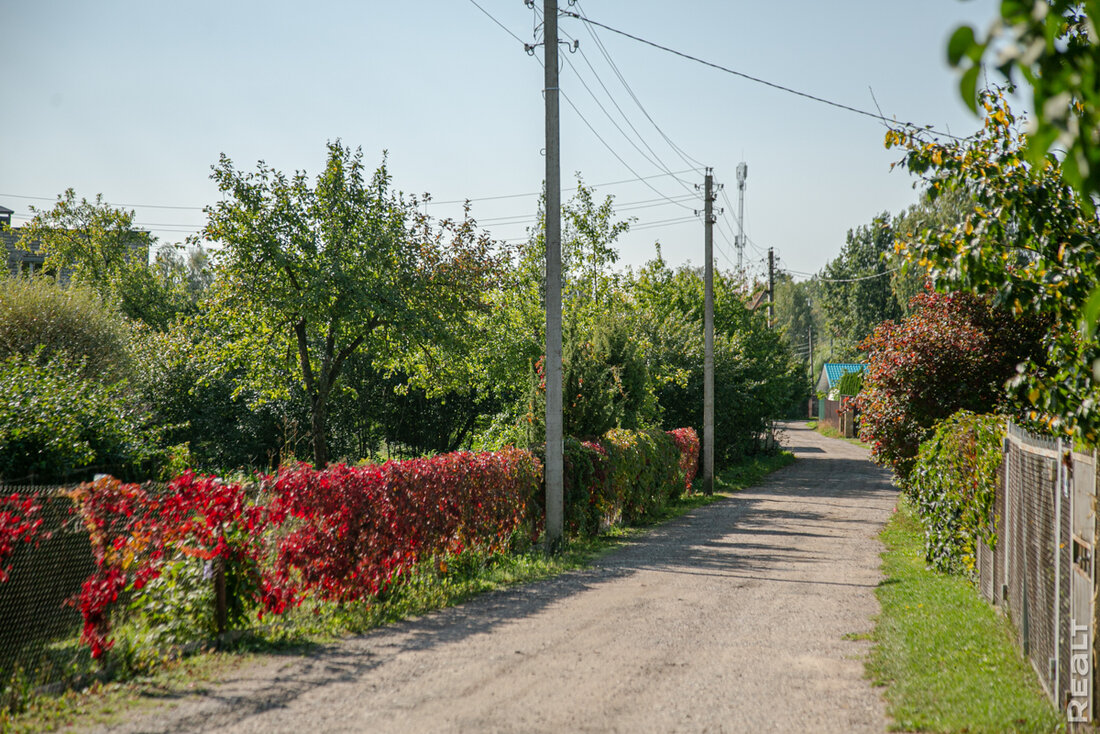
[977,423,1098,724]
[0,484,96,701]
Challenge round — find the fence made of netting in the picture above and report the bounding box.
[976,423,1098,723]
[0,484,96,703]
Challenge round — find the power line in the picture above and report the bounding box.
[573,1,706,171]
[1,192,204,211]
[560,20,699,194]
[563,10,968,143]
[561,51,697,195]
[466,0,528,46]
[560,90,696,211]
[787,266,903,282]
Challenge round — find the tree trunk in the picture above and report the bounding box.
[310,392,329,468]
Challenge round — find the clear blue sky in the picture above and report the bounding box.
[2,1,1008,282]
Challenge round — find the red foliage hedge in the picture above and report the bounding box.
[267,448,542,603]
[0,493,42,583]
[15,430,699,660]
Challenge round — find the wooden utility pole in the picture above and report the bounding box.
[543,0,563,552]
[703,170,715,496]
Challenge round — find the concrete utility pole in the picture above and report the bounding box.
[735,162,747,271]
[767,247,775,328]
[703,170,715,496]
[808,325,814,418]
[543,0,563,553]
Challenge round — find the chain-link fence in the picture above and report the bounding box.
[977,423,1098,724]
[0,484,97,702]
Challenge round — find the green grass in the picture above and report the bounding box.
[4,453,795,732]
[869,497,1060,733]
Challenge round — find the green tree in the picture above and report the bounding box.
[20,189,194,329]
[887,90,1100,443]
[630,253,801,463]
[817,214,905,359]
[947,2,1100,366]
[204,141,500,467]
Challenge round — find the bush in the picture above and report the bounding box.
[0,278,131,384]
[908,411,1003,575]
[267,448,543,603]
[527,318,658,443]
[130,323,288,473]
[857,290,1044,482]
[0,351,164,483]
[667,427,700,492]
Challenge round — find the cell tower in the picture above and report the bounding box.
[735,161,748,271]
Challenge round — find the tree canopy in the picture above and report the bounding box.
[203,141,502,466]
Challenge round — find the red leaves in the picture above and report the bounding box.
[0,493,42,583]
[667,428,700,491]
[266,449,543,603]
[857,290,1045,480]
[67,474,279,659]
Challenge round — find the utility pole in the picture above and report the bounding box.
[808,324,814,419]
[808,324,814,378]
[543,0,563,552]
[767,247,775,328]
[735,162,747,271]
[703,169,715,496]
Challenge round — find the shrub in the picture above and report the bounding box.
[0,351,164,483]
[908,411,1004,575]
[600,428,682,524]
[267,448,543,603]
[667,427,700,492]
[0,494,42,583]
[857,290,1044,482]
[67,474,277,659]
[527,318,658,443]
[0,278,131,384]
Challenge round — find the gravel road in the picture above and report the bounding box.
[93,421,897,733]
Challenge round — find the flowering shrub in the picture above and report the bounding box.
[0,493,42,583]
[908,411,1004,575]
[666,428,700,493]
[266,448,542,603]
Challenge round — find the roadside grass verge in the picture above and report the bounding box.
[869,497,1060,733]
[3,452,793,733]
[815,421,867,449]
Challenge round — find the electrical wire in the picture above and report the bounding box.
[561,51,697,195]
[563,9,968,143]
[787,266,903,282]
[560,90,696,211]
[573,1,707,171]
[560,21,699,194]
[466,0,528,46]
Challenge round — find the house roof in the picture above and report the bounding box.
[817,362,866,393]
[0,204,13,216]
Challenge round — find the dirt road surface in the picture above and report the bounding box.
[92,422,897,733]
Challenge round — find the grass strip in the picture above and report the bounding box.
[869,496,1060,733]
[5,452,793,732]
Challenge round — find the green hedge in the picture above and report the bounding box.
[908,411,1003,575]
[548,427,696,538]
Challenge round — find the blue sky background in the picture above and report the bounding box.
[2,1,1011,282]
